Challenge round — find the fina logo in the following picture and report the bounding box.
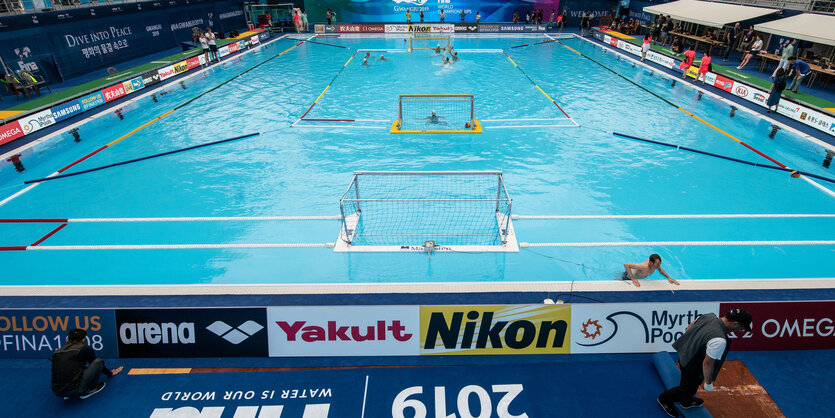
[577,311,648,346]
[393,0,428,4]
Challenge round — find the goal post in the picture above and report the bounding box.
[336,171,516,252]
[392,94,482,134]
[409,37,451,52]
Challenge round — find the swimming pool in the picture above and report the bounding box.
[0,34,833,287]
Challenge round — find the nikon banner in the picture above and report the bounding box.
[420,305,570,355]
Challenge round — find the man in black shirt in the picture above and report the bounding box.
[722,22,740,61]
[51,329,122,399]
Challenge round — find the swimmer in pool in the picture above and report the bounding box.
[622,254,679,287]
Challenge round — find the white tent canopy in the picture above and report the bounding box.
[754,13,835,47]
[643,0,780,28]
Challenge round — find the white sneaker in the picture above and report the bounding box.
[80,382,106,399]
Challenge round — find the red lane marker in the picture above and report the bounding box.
[0,246,27,251]
[301,118,355,122]
[553,101,570,118]
[30,223,67,246]
[0,218,68,223]
[739,142,787,168]
[299,102,317,120]
[502,50,510,58]
[58,145,108,173]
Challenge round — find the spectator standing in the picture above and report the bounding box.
[525,11,530,24]
[293,10,301,32]
[641,35,651,61]
[460,10,465,22]
[767,68,788,112]
[439,9,445,22]
[51,329,123,400]
[559,11,566,31]
[198,31,210,65]
[420,10,424,23]
[326,9,335,25]
[657,309,753,417]
[206,28,218,61]
[787,56,812,93]
[772,39,795,78]
[476,11,481,24]
[740,26,755,51]
[302,9,308,31]
[580,11,591,36]
[697,53,712,84]
[513,9,519,24]
[722,22,740,61]
[406,10,411,23]
[549,9,555,28]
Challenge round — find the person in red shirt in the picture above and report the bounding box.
[679,48,696,78]
[697,53,712,84]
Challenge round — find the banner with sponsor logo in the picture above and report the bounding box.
[157,64,177,81]
[721,301,835,350]
[478,24,500,33]
[420,305,570,355]
[79,91,106,111]
[102,83,127,102]
[18,109,56,135]
[0,309,117,358]
[115,308,268,358]
[0,121,25,146]
[306,0,562,24]
[51,100,84,123]
[267,306,419,357]
[455,23,479,33]
[571,303,719,353]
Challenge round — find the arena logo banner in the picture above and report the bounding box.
[570,303,719,354]
[454,23,478,33]
[0,309,117,358]
[51,100,84,123]
[720,301,835,350]
[0,121,25,146]
[141,69,161,87]
[420,305,570,355]
[79,91,106,111]
[267,306,419,357]
[115,308,268,358]
[18,109,57,135]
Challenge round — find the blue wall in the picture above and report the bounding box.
[0,0,246,84]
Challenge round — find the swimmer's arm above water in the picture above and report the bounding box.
[658,266,680,285]
[623,263,641,287]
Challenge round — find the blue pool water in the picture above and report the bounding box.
[0,35,833,285]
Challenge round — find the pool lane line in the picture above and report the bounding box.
[294,50,359,125]
[509,39,556,49]
[21,243,335,251]
[520,240,835,248]
[0,215,342,223]
[502,50,574,120]
[24,132,260,185]
[514,214,835,220]
[555,39,830,191]
[30,223,67,246]
[286,38,349,49]
[612,132,835,184]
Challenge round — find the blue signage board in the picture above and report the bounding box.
[0,309,117,359]
[50,99,84,122]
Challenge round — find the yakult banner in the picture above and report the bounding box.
[267,306,419,357]
[571,303,719,353]
[420,305,570,355]
[720,301,835,350]
[0,309,117,358]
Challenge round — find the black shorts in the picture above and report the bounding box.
[210,44,218,52]
[202,47,210,53]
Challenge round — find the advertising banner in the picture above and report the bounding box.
[409,24,433,34]
[420,305,570,355]
[267,306,419,357]
[141,69,161,87]
[18,109,56,135]
[218,45,230,58]
[186,56,201,70]
[0,309,117,358]
[157,64,177,81]
[361,24,385,33]
[307,0,562,24]
[115,308,268,358]
[79,91,106,111]
[720,301,835,350]
[478,24,500,33]
[713,74,734,93]
[685,65,699,79]
[51,99,84,123]
[499,24,525,33]
[172,59,189,74]
[570,303,719,353]
[385,24,410,33]
[339,24,363,33]
[102,83,127,102]
[0,121,25,146]
[227,42,240,54]
[454,23,478,33]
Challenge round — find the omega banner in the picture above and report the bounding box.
[721,301,835,350]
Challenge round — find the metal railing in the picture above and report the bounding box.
[708,0,835,13]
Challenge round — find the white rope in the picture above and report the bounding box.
[513,214,835,220]
[67,216,342,223]
[455,49,504,53]
[487,125,579,129]
[482,118,570,122]
[291,125,386,129]
[521,240,835,247]
[27,243,335,250]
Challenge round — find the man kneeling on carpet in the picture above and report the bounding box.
[51,328,123,400]
[657,308,753,417]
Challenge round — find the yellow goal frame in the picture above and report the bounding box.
[391,94,481,134]
[409,37,451,52]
